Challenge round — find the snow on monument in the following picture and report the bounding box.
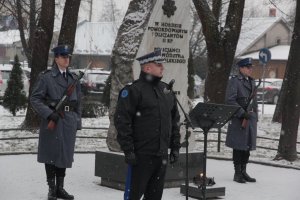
[133,0,190,119]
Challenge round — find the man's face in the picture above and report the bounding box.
[239,65,253,77]
[55,54,70,70]
[143,62,164,77]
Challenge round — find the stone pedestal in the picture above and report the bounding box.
[95,150,203,190]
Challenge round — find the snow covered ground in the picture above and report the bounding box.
[0,102,300,199]
[1,154,300,200]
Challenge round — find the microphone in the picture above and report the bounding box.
[164,79,175,94]
[168,79,175,90]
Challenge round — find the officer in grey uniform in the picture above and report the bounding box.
[31,45,81,200]
[225,58,257,184]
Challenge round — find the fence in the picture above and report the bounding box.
[1,126,299,155]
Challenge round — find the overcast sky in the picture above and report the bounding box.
[52,0,295,32]
[77,0,296,22]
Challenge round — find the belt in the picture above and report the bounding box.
[46,100,77,112]
[63,105,76,112]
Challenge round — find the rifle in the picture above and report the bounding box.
[241,78,261,128]
[48,63,91,130]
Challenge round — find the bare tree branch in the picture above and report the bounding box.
[192,0,245,103]
[212,0,222,20]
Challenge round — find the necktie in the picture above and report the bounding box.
[62,72,67,80]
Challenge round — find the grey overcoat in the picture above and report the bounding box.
[225,74,258,151]
[30,65,82,168]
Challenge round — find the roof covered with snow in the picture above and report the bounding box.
[236,17,287,56]
[73,21,119,56]
[0,30,22,45]
[239,45,290,60]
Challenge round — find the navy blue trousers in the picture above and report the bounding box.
[128,154,167,200]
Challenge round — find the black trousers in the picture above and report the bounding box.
[233,149,250,165]
[129,154,167,200]
[45,164,66,179]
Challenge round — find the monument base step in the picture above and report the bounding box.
[95,150,204,189]
[180,184,225,199]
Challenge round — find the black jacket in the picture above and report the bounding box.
[114,71,181,156]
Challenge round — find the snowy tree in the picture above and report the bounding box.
[3,55,27,116]
[189,5,206,58]
[273,0,300,161]
[192,0,245,103]
[106,0,155,151]
[0,0,40,68]
[189,3,208,80]
[21,0,55,127]
[99,0,122,22]
[57,0,81,47]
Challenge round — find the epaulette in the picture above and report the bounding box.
[126,79,139,86]
[41,69,51,74]
[126,82,133,86]
[231,75,244,80]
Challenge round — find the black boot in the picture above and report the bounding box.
[56,177,74,200]
[47,178,57,200]
[233,164,246,183]
[241,164,256,182]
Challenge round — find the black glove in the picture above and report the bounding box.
[124,152,137,166]
[170,149,179,164]
[47,112,60,123]
[241,112,250,120]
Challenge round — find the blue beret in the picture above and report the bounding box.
[136,49,165,65]
[237,58,252,67]
[51,45,72,56]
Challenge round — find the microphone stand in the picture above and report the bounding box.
[170,87,194,200]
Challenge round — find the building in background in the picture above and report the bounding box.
[236,12,292,79]
[70,20,119,70]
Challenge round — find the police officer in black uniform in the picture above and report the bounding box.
[114,49,181,200]
[31,45,82,200]
[225,58,257,183]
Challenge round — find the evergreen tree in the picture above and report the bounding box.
[3,55,27,116]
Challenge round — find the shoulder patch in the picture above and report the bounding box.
[121,89,129,98]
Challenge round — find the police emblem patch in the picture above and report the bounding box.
[121,89,129,98]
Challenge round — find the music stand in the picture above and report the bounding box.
[189,102,240,200]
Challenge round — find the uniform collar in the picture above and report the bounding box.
[58,68,66,74]
[51,64,69,77]
[238,73,253,81]
[139,71,162,85]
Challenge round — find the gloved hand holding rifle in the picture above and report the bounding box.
[241,79,261,128]
[48,63,91,130]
